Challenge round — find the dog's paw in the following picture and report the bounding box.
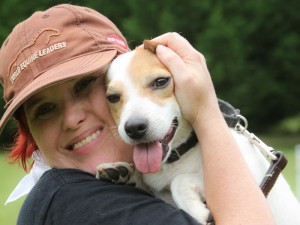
[96,162,136,185]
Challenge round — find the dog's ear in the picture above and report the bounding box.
[143,40,159,54]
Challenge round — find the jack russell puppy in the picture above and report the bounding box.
[97,40,300,224]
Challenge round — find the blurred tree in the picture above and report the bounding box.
[0,0,299,145]
[205,0,300,131]
[113,0,300,132]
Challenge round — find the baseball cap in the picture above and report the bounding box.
[0,4,130,133]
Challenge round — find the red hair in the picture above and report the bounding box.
[9,107,38,172]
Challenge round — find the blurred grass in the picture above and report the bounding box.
[0,135,299,224]
[0,152,26,225]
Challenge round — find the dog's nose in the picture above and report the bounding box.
[125,118,148,139]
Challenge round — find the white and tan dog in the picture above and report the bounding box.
[99,41,300,224]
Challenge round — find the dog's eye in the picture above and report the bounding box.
[152,77,170,89]
[107,94,120,103]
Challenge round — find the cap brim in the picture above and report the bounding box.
[0,50,117,133]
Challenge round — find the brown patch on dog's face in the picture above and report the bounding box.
[128,49,174,105]
[105,79,125,125]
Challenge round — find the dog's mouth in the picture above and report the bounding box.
[160,118,178,158]
[133,118,178,174]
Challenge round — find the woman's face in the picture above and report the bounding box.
[23,73,133,174]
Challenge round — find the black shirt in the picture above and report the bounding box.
[17,168,200,225]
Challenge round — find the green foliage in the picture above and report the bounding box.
[274,114,300,134]
[0,0,300,144]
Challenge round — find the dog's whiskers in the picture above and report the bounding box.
[107,126,123,142]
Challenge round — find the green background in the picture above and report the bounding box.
[0,0,299,224]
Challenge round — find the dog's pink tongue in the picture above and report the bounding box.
[133,141,162,174]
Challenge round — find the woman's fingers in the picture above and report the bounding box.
[155,45,186,82]
[152,32,192,57]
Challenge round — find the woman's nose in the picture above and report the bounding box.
[63,101,87,130]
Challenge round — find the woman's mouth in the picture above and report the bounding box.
[69,129,102,150]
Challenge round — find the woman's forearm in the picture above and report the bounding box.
[194,105,275,225]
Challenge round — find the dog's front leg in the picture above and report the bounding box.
[170,174,210,224]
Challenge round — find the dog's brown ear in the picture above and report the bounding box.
[144,40,159,54]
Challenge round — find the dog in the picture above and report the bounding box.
[97,40,300,224]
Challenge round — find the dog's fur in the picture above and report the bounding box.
[100,41,300,224]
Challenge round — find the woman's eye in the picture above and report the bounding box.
[35,103,56,119]
[75,77,97,94]
[151,77,170,89]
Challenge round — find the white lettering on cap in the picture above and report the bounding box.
[10,42,67,84]
[105,35,127,49]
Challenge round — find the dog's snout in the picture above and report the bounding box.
[125,117,148,139]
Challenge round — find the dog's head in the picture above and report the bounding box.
[105,41,191,174]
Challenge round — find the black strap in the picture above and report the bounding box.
[167,131,198,163]
[218,99,240,128]
[166,99,240,164]
[206,213,215,225]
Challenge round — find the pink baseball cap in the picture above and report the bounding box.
[0,4,130,133]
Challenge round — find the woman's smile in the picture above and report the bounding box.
[72,129,102,150]
[68,128,103,151]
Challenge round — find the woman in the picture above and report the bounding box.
[0,4,275,225]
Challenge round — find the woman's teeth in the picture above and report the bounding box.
[72,130,101,150]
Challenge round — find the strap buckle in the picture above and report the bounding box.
[235,115,278,161]
[234,115,288,197]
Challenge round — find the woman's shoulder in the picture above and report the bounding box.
[17,168,200,225]
[17,169,101,224]
[41,168,96,185]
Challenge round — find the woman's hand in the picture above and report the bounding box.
[152,32,220,128]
